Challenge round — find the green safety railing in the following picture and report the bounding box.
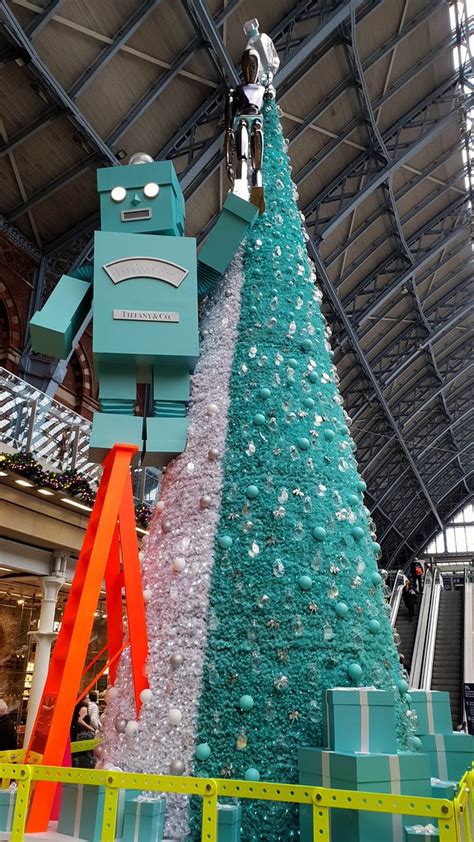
[0,762,472,842]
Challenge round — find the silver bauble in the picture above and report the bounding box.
[208,448,219,460]
[170,653,184,670]
[200,495,212,509]
[114,716,127,733]
[170,758,185,775]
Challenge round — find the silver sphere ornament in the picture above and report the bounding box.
[156,501,165,513]
[93,744,104,759]
[168,708,183,725]
[114,716,127,733]
[143,588,152,603]
[107,686,119,702]
[200,495,212,509]
[172,556,186,572]
[207,403,218,415]
[208,448,220,461]
[162,520,172,533]
[170,653,184,670]
[170,758,185,775]
[125,720,139,737]
[140,688,153,704]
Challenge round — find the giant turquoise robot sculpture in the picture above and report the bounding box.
[30,154,258,466]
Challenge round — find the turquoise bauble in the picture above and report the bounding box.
[245,767,261,781]
[239,695,254,711]
[347,493,359,506]
[253,413,266,426]
[219,535,233,549]
[356,480,367,492]
[411,736,423,751]
[287,358,298,368]
[303,398,315,409]
[246,485,259,499]
[297,437,310,451]
[298,575,312,591]
[312,526,326,541]
[259,387,271,400]
[195,743,211,761]
[372,541,382,555]
[323,429,335,442]
[405,693,412,704]
[335,602,349,617]
[368,619,380,634]
[301,338,313,351]
[308,371,318,383]
[371,572,382,586]
[351,526,364,540]
[397,679,409,694]
[347,663,363,681]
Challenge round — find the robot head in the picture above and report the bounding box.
[97,154,185,236]
[241,49,260,85]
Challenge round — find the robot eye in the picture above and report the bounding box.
[111,186,127,202]
[144,182,159,199]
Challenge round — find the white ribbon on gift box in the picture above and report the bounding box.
[321,752,331,789]
[425,690,435,734]
[73,785,84,838]
[389,755,403,840]
[133,801,142,842]
[6,789,15,832]
[434,734,448,781]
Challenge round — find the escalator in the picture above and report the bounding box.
[430,587,463,727]
[394,597,420,674]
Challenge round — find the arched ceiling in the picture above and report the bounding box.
[0,0,472,569]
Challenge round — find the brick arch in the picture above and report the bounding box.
[0,280,22,370]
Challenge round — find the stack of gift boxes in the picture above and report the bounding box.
[298,687,473,842]
[55,781,241,841]
[409,689,474,787]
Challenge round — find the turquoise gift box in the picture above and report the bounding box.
[298,748,431,842]
[57,783,105,841]
[57,783,138,840]
[122,795,166,842]
[404,825,439,840]
[408,691,453,735]
[323,687,397,754]
[419,733,474,781]
[430,778,457,800]
[217,802,241,842]
[0,786,16,833]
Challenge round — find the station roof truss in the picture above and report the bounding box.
[0,0,472,569]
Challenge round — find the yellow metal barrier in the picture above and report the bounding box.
[0,761,471,842]
[70,738,101,754]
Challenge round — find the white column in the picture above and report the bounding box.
[24,573,65,745]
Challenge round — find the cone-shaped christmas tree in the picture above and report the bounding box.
[103,100,412,840]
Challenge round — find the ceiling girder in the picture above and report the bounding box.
[25,0,66,38]
[0,2,117,165]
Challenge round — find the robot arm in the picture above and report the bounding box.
[30,265,93,360]
[197,193,258,298]
[224,89,235,184]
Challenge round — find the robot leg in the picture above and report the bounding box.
[143,365,190,467]
[233,118,250,202]
[90,363,143,463]
[250,118,265,214]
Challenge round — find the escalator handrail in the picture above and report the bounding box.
[390,569,406,627]
[462,569,472,721]
[420,569,443,690]
[410,569,442,689]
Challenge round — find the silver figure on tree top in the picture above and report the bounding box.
[225,19,280,215]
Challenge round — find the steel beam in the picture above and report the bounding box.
[181,0,240,87]
[0,3,117,165]
[308,240,444,530]
[25,0,66,37]
[400,366,473,430]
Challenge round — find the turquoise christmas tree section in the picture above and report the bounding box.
[192,100,410,840]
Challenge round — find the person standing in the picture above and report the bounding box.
[0,700,16,750]
[402,580,418,622]
[87,691,101,733]
[410,558,424,594]
[70,700,95,768]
